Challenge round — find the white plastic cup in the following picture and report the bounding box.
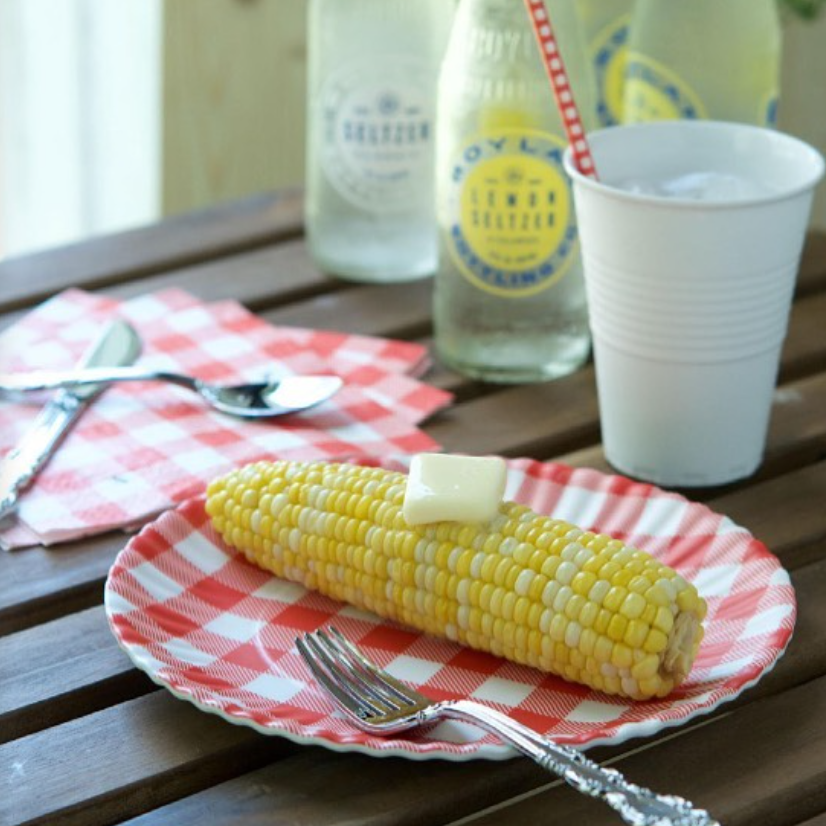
[564,121,824,487]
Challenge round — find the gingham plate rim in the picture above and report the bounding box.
[104,456,796,760]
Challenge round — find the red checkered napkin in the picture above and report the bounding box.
[104,457,795,759]
[0,290,451,550]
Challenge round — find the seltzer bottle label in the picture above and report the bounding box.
[590,13,632,127]
[623,53,708,122]
[445,130,578,298]
[319,57,434,212]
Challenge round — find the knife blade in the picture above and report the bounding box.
[0,319,142,523]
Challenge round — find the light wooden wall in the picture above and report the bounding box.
[161,0,307,216]
[161,0,826,228]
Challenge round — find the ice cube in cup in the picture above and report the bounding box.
[616,171,776,202]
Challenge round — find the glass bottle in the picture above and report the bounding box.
[434,0,596,383]
[576,0,635,127]
[624,0,782,126]
[306,0,454,283]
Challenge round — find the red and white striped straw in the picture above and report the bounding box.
[523,0,599,179]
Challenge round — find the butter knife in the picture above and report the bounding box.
[0,319,142,523]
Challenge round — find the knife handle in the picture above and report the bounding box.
[0,393,83,520]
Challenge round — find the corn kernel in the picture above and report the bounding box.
[607,613,628,642]
[594,635,614,663]
[620,592,647,620]
[653,605,675,635]
[611,643,633,670]
[624,619,649,649]
[644,628,669,654]
[580,627,597,657]
[571,571,597,597]
[603,585,627,613]
[578,600,599,629]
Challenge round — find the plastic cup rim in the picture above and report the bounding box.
[564,120,826,211]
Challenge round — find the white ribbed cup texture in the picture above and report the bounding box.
[565,121,824,486]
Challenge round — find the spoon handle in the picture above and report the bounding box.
[0,366,193,393]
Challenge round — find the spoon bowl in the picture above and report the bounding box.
[0,367,344,419]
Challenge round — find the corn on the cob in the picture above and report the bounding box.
[206,459,707,700]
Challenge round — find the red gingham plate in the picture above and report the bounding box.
[104,457,795,760]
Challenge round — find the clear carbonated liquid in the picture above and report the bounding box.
[624,0,781,126]
[435,236,591,383]
[434,0,595,383]
[306,0,453,283]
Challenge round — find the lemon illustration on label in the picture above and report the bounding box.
[446,130,577,298]
[623,52,708,123]
[591,14,631,127]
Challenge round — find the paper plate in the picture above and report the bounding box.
[104,457,795,759]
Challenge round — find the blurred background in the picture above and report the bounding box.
[0,0,824,260]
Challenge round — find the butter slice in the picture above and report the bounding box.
[402,453,507,526]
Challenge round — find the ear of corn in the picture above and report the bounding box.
[206,459,707,700]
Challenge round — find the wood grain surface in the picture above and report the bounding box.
[1,192,825,826]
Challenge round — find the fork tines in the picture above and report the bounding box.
[296,627,418,723]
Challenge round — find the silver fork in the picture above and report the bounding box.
[296,627,719,826]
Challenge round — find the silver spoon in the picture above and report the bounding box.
[0,366,343,419]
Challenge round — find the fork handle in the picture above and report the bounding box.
[444,701,719,826]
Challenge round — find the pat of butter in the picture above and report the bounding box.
[402,453,507,525]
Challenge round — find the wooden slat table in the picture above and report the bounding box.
[2,192,826,826]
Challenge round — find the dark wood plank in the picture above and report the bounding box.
[705,459,826,570]
[257,258,826,388]
[420,280,826,456]
[105,239,342,310]
[120,748,546,826]
[460,671,826,826]
[799,231,826,294]
[0,190,303,313]
[0,692,296,826]
[780,289,826,382]
[0,606,156,743]
[428,366,601,457]
[0,208,823,826]
[260,277,434,341]
[763,370,826,474]
[98,555,826,826]
[0,530,127,636]
[0,241,339,335]
[745,553,826,701]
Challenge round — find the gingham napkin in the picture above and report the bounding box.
[0,289,451,550]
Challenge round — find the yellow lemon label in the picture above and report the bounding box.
[446,131,577,298]
[590,14,631,127]
[623,52,708,123]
